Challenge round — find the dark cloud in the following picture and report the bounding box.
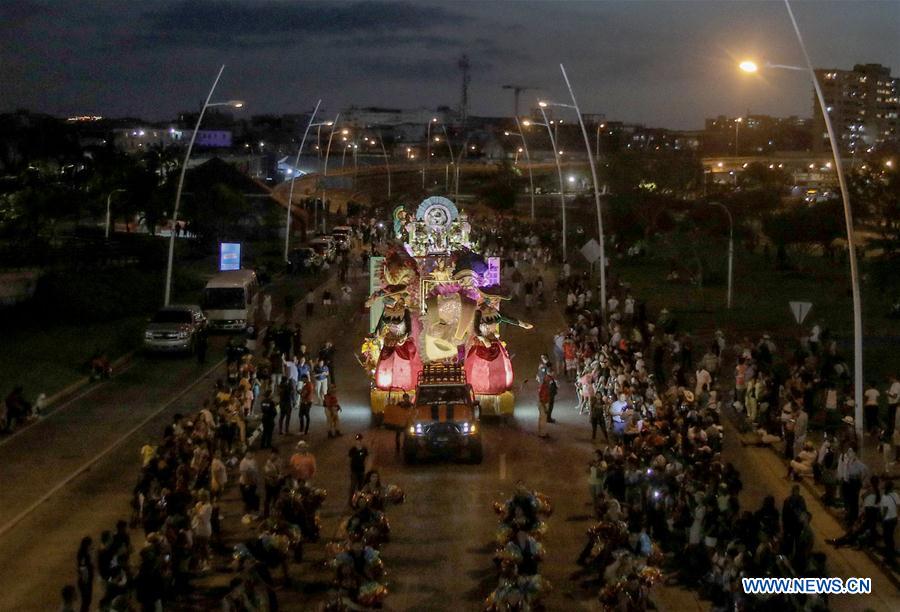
[133,1,466,49]
[0,0,897,128]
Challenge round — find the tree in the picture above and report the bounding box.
[849,165,900,256]
[601,150,702,198]
[737,162,791,193]
[181,183,250,246]
[479,162,520,212]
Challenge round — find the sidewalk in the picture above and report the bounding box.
[729,406,900,589]
[721,411,900,610]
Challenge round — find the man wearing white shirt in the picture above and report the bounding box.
[623,295,635,323]
[887,375,900,437]
[864,383,881,434]
[695,367,712,396]
[607,295,619,314]
[282,355,299,385]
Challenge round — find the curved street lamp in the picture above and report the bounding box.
[739,0,863,445]
[541,63,607,313]
[524,110,567,260]
[504,123,535,220]
[164,64,243,306]
[284,100,327,261]
[320,114,341,234]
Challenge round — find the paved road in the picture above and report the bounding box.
[1,266,897,610]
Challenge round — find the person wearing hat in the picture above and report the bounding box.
[348,434,370,504]
[260,390,276,448]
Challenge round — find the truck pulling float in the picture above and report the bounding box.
[360,196,532,425]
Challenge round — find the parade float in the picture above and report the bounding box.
[360,196,531,420]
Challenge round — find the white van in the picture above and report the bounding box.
[202,269,259,331]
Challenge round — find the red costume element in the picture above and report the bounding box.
[375,338,423,390]
[465,341,514,395]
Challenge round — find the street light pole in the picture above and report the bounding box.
[740,1,864,445]
[320,114,340,234]
[535,107,567,260]
[284,99,321,261]
[734,117,742,156]
[424,117,437,189]
[558,64,607,315]
[378,130,392,200]
[709,202,734,309]
[105,188,126,240]
[164,64,238,306]
[441,125,457,198]
[783,0,863,444]
[507,118,535,221]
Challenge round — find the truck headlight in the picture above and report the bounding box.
[144,331,154,340]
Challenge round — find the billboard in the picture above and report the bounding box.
[369,256,385,333]
[219,242,242,271]
[196,130,233,148]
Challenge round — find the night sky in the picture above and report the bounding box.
[1,1,897,129]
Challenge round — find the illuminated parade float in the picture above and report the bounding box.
[361,197,532,420]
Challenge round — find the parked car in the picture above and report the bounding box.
[288,247,322,274]
[309,237,336,263]
[331,225,353,251]
[143,305,207,354]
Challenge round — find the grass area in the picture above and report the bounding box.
[0,315,147,399]
[580,248,900,381]
[0,236,311,402]
[0,257,206,401]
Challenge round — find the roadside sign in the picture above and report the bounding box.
[789,301,812,325]
[219,242,242,271]
[580,238,603,264]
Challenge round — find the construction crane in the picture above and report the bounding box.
[459,55,471,125]
[501,84,539,118]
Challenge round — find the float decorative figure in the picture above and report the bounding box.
[361,196,530,419]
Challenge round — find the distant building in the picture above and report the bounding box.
[813,63,900,154]
[702,115,812,156]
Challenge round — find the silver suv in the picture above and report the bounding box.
[143,305,207,353]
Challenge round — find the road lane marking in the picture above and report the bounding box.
[0,361,138,449]
[499,453,507,480]
[0,358,225,541]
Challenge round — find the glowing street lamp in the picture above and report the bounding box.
[164,65,243,306]
[738,0,863,444]
[528,109,568,259]
[540,63,608,309]
[424,116,439,189]
[504,125,536,219]
[284,103,330,260]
